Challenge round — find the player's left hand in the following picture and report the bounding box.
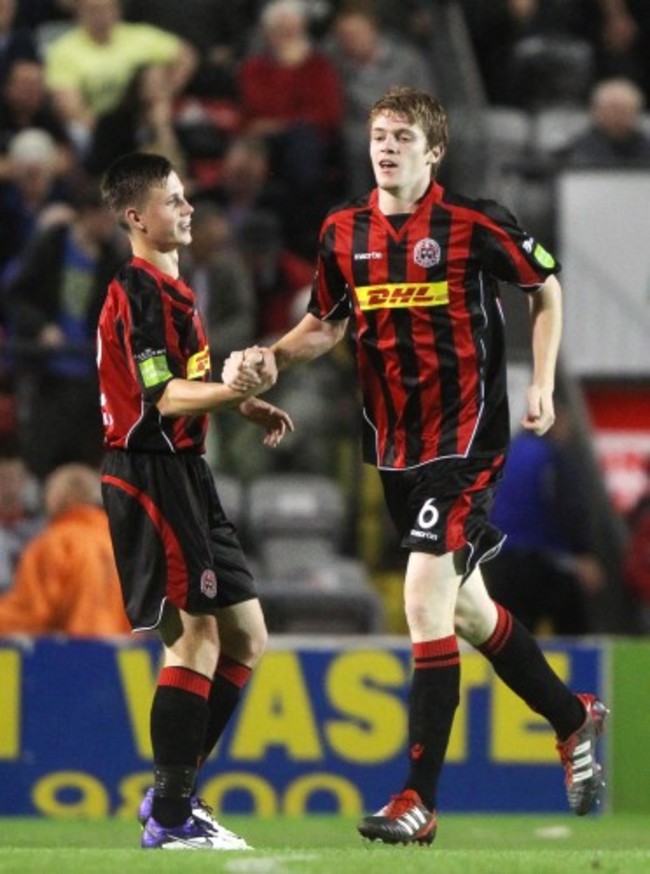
[238,397,294,447]
[222,347,277,394]
[520,385,555,435]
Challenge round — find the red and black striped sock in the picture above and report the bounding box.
[151,666,212,827]
[201,655,252,763]
[479,602,584,739]
[403,635,460,810]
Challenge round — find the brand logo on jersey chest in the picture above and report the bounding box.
[356,282,449,310]
[413,237,441,268]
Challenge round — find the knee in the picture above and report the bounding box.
[454,601,494,647]
[221,618,268,668]
[454,610,483,645]
[248,622,268,666]
[405,598,456,640]
[404,598,430,636]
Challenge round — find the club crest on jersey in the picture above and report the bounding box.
[413,237,441,268]
[200,569,217,598]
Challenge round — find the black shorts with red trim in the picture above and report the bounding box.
[101,450,256,631]
[379,455,507,578]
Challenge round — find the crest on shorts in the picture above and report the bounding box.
[200,569,217,599]
[413,237,441,268]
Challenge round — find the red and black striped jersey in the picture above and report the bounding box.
[308,181,560,470]
[97,256,211,453]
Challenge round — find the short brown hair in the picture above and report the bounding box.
[101,152,174,222]
[369,86,449,154]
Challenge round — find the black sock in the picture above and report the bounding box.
[403,636,460,810]
[150,666,211,826]
[478,603,585,739]
[201,655,252,763]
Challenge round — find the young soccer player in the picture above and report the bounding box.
[223,87,608,845]
[98,152,292,850]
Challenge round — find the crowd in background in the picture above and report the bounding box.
[1,0,650,637]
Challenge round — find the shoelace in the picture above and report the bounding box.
[384,792,420,817]
[193,797,213,816]
[556,737,578,766]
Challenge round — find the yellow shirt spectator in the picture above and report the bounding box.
[45,22,181,118]
[42,0,197,151]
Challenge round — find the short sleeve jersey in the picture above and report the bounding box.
[308,181,560,470]
[97,257,210,453]
[45,23,180,116]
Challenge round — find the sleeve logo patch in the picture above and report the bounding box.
[138,354,172,388]
[533,243,556,269]
[187,346,211,380]
[356,282,449,310]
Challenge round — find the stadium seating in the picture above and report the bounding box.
[246,473,383,633]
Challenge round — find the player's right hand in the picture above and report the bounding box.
[222,347,277,394]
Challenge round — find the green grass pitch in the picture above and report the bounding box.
[2,813,650,873]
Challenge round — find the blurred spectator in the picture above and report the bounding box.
[0,127,74,282]
[0,462,131,636]
[236,209,313,339]
[0,447,43,594]
[208,133,288,238]
[0,0,39,84]
[43,0,197,154]
[120,3,244,191]
[124,0,245,97]
[253,288,357,477]
[237,0,343,198]
[0,60,74,181]
[577,0,650,105]
[179,201,257,365]
[4,184,126,479]
[13,0,75,29]
[180,199,261,476]
[462,0,594,107]
[559,77,650,166]
[324,1,438,195]
[622,461,650,632]
[206,131,322,254]
[483,404,606,635]
[84,63,186,178]
[0,302,14,438]
[358,0,436,49]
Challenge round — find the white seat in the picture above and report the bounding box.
[482,107,531,163]
[213,472,245,529]
[247,474,345,544]
[533,107,590,156]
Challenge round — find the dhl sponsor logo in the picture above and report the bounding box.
[356,282,449,310]
[187,346,210,379]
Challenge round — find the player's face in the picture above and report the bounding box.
[136,171,193,252]
[370,112,435,193]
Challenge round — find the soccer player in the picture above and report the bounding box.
[97,152,292,850]
[223,87,609,845]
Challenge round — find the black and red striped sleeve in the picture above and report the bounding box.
[122,267,178,402]
[473,199,560,288]
[307,218,352,322]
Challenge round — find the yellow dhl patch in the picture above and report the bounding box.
[356,282,449,310]
[187,346,210,379]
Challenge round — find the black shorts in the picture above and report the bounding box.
[380,455,507,578]
[101,451,256,631]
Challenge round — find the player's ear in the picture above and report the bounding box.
[125,206,146,232]
[426,143,445,166]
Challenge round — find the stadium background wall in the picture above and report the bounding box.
[0,635,644,817]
